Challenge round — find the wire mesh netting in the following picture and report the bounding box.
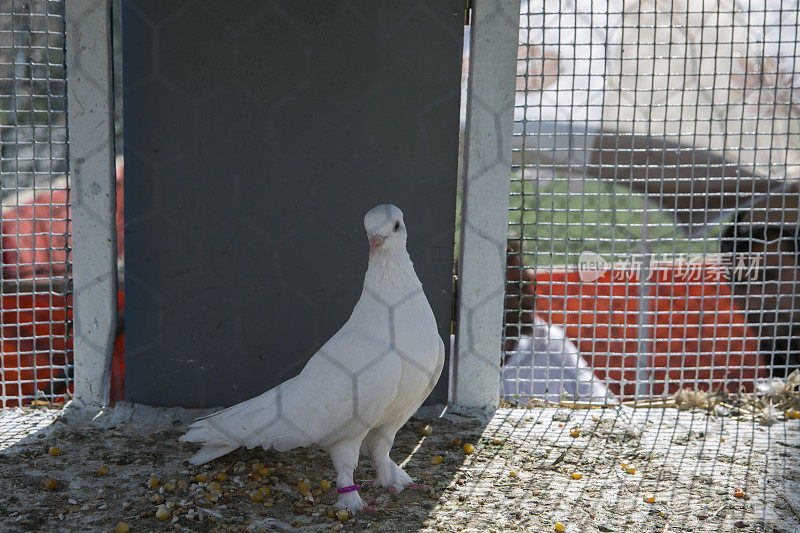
[0,0,71,407]
[503,0,800,405]
[497,2,800,528]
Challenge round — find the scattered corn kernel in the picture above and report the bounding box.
[558,423,564,428]
[177,480,188,489]
[463,443,475,454]
[734,488,745,498]
[509,470,518,478]
[555,522,566,532]
[625,466,636,475]
[644,493,656,503]
[251,489,265,502]
[320,479,331,490]
[451,436,462,446]
[155,505,169,521]
[195,473,207,483]
[163,481,176,492]
[44,477,59,490]
[209,481,221,492]
[570,428,581,438]
[492,437,502,445]
[787,408,800,419]
[421,425,433,436]
[571,472,582,480]
[257,466,270,477]
[115,522,131,533]
[146,476,159,489]
[48,446,62,457]
[336,510,349,522]
[216,473,227,482]
[251,462,265,472]
[298,482,311,494]
[432,455,443,465]
[97,465,110,476]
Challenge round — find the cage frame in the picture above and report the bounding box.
[65,0,117,410]
[54,0,799,412]
[452,0,519,409]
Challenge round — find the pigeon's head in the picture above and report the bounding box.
[364,204,407,260]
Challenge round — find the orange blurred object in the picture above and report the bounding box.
[0,294,71,405]
[530,265,767,398]
[0,163,125,407]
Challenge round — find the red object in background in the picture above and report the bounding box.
[0,164,125,407]
[0,194,69,281]
[531,265,767,398]
[111,289,124,403]
[0,293,71,405]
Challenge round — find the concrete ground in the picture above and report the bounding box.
[0,402,797,532]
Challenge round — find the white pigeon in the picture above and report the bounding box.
[180,204,445,513]
[502,315,614,403]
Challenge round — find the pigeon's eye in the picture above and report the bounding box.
[394,221,401,232]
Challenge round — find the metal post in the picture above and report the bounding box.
[453,0,519,409]
[635,209,653,398]
[65,0,117,409]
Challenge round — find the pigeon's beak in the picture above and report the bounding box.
[369,234,386,260]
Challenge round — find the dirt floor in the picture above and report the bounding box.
[0,401,798,532]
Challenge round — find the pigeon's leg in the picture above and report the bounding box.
[363,425,414,492]
[329,438,369,513]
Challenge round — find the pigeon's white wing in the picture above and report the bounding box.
[420,337,445,401]
[182,322,402,463]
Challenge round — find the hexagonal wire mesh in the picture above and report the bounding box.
[503,0,800,405]
[0,0,71,407]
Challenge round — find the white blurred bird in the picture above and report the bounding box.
[180,204,445,513]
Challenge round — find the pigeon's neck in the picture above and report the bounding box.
[363,248,421,294]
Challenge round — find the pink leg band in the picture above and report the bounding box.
[337,484,361,494]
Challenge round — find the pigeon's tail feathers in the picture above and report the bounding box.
[180,422,235,446]
[180,379,315,460]
[188,443,239,465]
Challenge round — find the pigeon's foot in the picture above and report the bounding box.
[334,491,368,513]
[373,460,414,493]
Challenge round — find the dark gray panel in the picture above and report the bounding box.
[123,1,463,407]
